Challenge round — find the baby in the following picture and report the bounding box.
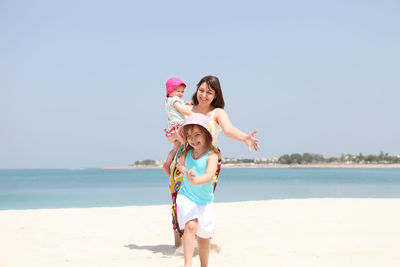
[163,77,193,176]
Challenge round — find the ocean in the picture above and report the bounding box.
[1,168,400,210]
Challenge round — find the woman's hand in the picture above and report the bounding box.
[186,170,197,185]
[245,130,260,152]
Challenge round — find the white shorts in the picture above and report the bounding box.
[176,194,216,239]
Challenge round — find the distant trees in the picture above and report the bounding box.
[278,153,324,164]
[131,152,400,166]
[362,151,400,163]
[277,151,400,164]
[222,158,256,164]
[131,159,159,166]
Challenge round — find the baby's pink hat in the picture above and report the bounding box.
[166,77,186,97]
[178,113,212,141]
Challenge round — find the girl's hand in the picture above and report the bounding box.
[176,162,185,174]
[245,130,260,152]
[186,170,197,185]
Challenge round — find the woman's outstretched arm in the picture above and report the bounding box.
[215,109,260,152]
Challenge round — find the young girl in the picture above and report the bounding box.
[176,113,220,267]
[163,77,194,177]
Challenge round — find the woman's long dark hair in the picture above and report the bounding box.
[192,75,225,109]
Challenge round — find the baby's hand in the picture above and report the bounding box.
[185,101,194,106]
[186,170,196,185]
[176,162,185,174]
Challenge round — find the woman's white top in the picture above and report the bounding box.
[209,109,222,148]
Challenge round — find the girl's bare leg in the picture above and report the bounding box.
[183,219,198,267]
[197,237,210,267]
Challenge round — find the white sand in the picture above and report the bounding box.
[1,199,400,267]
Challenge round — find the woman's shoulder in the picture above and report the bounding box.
[212,108,229,123]
[211,108,226,117]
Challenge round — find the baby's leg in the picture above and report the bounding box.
[167,131,185,144]
[163,140,181,177]
[166,132,178,143]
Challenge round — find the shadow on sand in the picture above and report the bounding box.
[124,244,184,256]
[125,242,220,257]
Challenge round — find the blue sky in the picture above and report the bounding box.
[1,0,399,169]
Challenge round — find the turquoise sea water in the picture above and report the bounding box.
[0,168,399,210]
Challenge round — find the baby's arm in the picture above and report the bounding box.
[173,101,194,117]
[186,152,218,185]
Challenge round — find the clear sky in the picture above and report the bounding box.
[1,0,399,169]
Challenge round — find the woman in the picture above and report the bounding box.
[169,75,260,246]
[191,75,259,151]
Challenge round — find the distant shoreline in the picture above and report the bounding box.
[103,163,400,170]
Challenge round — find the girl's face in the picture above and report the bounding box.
[186,125,206,150]
[196,82,216,106]
[169,85,185,98]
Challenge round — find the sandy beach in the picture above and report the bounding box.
[1,199,400,267]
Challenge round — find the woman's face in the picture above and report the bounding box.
[196,82,216,106]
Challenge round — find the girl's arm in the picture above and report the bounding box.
[215,109,260,152]
[186,152,218,185]
[176,153,186,174]
[174,101,194,116]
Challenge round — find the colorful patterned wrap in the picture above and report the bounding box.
[169,144,221,238]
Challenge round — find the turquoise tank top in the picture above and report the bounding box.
[179,149,214,205]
